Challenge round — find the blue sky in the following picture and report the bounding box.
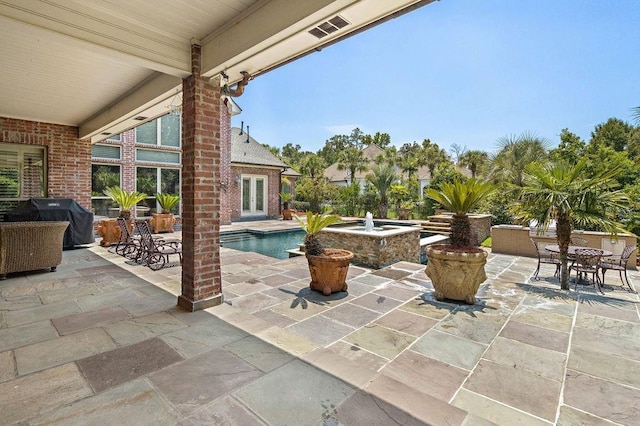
[232,0,640,156]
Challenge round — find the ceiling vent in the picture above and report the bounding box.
[133,116,148,121]
[308,15,350,39]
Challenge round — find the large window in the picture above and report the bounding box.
[91,164,121,217]
[0,143,46,219]
[135,115,180,147]
[136,167,180,215]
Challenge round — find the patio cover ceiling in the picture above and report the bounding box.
[0,0,435,143]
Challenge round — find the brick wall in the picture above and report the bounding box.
[0,117,91,210]
[229,165,282,220]
[219,101,232,224]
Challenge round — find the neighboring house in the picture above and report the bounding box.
[88,123,295,224]
[324,144,386,188]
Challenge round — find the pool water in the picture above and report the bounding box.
[220,229,305,259]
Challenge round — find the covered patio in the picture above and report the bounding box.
[1,232,639,424]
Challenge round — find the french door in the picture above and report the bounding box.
[241,175,267,216]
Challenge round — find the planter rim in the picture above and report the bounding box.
[306,248,354,262]
[425,244,487,259]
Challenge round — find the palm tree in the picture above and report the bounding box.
[516,159,628,290]
[337,147,369,184]
[459,150,489,178]
[425,178,496,247]
[490,132,550,186]
[633,106,640,125]
[366,164,397,218]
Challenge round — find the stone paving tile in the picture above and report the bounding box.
[282,267,312,280]
[349,273,393,287]
[234,359,355,426]
[568,345,640,389]
[31,378,180,425]
[350,292,404,313]
[412,330,487,371]
[328,389,428,425]
[326,340,388,372]
[228,292,283,313]
[571,326,640,360]
[0,363,93,425]
[577,299,640,322]
[178,395,266,426]
[262,284,305,301]
[218,310,273,335]
[225,281,273,296]
[499,320,569,353]
[374,309,438,337]
[556,405,619,426]
[564,369,640,425]
[371,268,413,280]
[224,272,260,284]
[381,350,469,401]
[373,283,423,302]
[452,389,550,426]
[38,283,102,304]
[0,320,59,352]
[344,323,415,359]
[302,347,380,389]
[0,294,42,311]
[343,280,377,296]
[118,292,178,317]
[269,296,329,321]
[483,336,566,381]
[78,337,183,393]
[150,348,264,415]
[0,350,16,383]
[365,374,468,426]
[520,296,577,316]
[510,308,574,333]
[75,288,146,312]
[261,273,296,287]
[15,328,117,376]
[434,310,508,345]
[288,315,355,347]
[160,318,248,358]
[105,311,188,346]
[52,306,132,335]
[399,295,456,320]
[256,326,318,356]
[4,299,82,327]
[252,308,298,328]
[225,336,294,373]
[575,311,640,338]
[322,302,382,328]
[464,359,561,422]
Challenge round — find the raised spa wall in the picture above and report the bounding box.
[318,225,421,269]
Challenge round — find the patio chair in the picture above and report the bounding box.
[110,217,140,259]
[599,245,637,292]
[135,221,182,270]
[531,238,560,280]
[573,248,603,293]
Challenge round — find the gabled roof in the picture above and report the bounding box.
[324,144,386,182]
[230,127,287,169]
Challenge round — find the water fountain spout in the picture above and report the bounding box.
[364,212,374,232]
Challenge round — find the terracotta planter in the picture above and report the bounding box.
[97,218,132,247]
[282,209,293,220]
[149,213,175,233]
[425,245,488,304]
[398,208,411,220]
[305,248,354,295]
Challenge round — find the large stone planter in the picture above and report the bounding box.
[149,213,175,233]
[305,249,354,295]
[425,245,488,304]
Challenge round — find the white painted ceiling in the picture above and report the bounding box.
[0,0,435,142]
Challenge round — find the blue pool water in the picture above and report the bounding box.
[220,229,305,259]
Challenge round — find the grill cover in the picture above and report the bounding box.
[5,198,94,249]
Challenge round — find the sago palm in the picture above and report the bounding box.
[104,186,148,219]
[295,211,342,256]
[425,178,496,247]
[516,159,628,290]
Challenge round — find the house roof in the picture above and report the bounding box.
[324,144,386,182]
[282,167,302,177]
[0,1,436,143]
[230,127,287,169]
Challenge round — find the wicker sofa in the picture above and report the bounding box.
[0,221,69,279]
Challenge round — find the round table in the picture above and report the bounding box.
[544,245,613,257]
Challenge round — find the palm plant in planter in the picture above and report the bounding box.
[295,211,354,295]
[280,192,293,220]
[424,178,496,304]
[98,186,147,247]
[150,193,179,233]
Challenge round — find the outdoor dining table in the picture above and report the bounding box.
[544,244,613,257]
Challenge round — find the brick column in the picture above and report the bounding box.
[178,42,223,311]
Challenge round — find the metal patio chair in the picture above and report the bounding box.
[573,248,604,293]
[135,221,182,270]
[531,238,560,280]
[599,245,637,292]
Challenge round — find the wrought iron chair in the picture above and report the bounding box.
[531,239,560,280]
[110,217,140,259]
[135,221,182,270]
[573,248,603,293]
[599,245,637,292]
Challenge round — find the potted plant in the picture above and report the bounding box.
[295,211,354,295]
[398,200,414,220]
[150,193,179,233]
[424,178,496,304]
[97,186,147,247]
[281,192,293,220]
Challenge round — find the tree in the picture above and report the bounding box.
[299,154,326,180]
[459,150,489,178]
[362,132,391,148]
[450,143,467,164]
[515,159,628,290]
[336,147,368,185]
[549,129,586,165]
[489,132,550,186]
[419,140,449,178]
[365,164,397,218]
[589,118,634,152]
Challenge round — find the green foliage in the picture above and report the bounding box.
[549,129,586,165]
[337,183,360,216]
[481,237,492,248]
[458,150,489,178]
[489,133,551,186]
[155,193,179,213]
[294,211,342,256]
[295,176,335,213]
[280,192,293,203]
[365,164,397,218]
[476,182,517,225]
[103,186,148,218]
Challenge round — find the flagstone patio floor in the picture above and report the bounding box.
[1,220,639,425]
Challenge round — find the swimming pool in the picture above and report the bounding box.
[220,229,305,259]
